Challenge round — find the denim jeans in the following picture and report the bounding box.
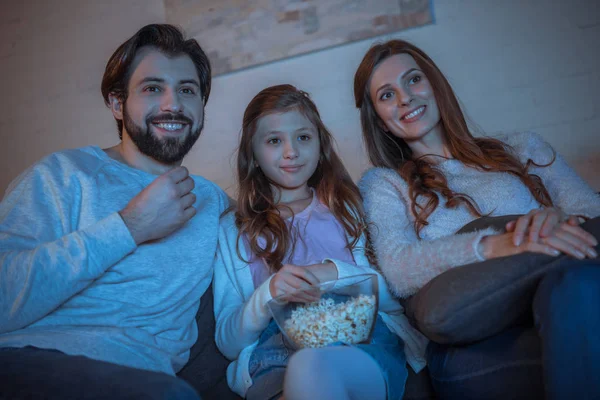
[427,264,600,400]
[0,346,201,400]
[247,316,407,400]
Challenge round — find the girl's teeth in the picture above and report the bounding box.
[404,107,424,119]
[156,123,183,131]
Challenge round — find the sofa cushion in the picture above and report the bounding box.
[405,216,600,345]
[177,284,241,399]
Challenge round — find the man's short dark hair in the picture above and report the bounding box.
[101,24,211,138]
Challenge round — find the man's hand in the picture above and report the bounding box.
[119,166,197,245]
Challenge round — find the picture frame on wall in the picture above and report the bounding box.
[164,0,434,76]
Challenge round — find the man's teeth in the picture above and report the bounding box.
[155,123,184,131]
[403,107,424,120]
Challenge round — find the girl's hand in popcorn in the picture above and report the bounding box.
[304,261,338,282]
[270,264,322,303]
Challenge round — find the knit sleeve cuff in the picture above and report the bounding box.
[249,275,275,319]
[84,212,137,274]
[472,227,502,261]
[323,258,371,282]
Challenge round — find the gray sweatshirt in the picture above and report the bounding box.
[0,146,228,375]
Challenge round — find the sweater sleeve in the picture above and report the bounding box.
[327,235,430,371]
[359,169,497,298]
[512,132,600,219]
[213,215,273,361]
[324,235,403,315]
[0,160,137,334]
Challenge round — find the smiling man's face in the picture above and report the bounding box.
[119,46,205,164]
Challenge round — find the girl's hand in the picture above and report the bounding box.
[269,264,321,303]
[505,211,597,259]
[305,262,338,283]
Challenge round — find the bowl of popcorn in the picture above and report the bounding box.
[267,273,379,349]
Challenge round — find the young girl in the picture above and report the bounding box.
[354,39,600,399]
[213,84,428,400]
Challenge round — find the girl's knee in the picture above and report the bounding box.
[286,348,326,380]
[284,349,332,400]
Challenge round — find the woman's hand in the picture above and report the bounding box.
[505,210,597,259]
[480,231,562,259]
[269,264,321,303]
[506,208,567,246]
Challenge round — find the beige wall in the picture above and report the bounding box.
[1,0,599,197]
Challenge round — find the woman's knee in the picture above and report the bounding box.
[427,327,543,400]
[533,265,600,325]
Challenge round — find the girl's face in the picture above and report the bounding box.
[369,53,443,146]
[251,109,321,199]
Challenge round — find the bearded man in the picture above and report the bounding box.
[0,24,229,400]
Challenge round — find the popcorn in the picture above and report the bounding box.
[283,294,376,348]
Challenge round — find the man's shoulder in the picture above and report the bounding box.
[189,174,230,212]
[42,146,107,172]
[190,174,220,192]
[6,147,108,195]
[24,146,107,178]
[219,208,237,228]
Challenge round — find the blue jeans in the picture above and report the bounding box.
[247,316,407,400]
[427,264,600,400]
[0,346,201,400]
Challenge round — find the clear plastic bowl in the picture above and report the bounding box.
[266,273,379,349]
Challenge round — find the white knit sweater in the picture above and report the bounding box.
[359,132,600,299]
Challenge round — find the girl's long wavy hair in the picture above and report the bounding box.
[235,84,372,271]
[354,40,554,237]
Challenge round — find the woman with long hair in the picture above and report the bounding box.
[213,84,427,399]
[354,39,600,399]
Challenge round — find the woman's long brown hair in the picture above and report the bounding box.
[354,40,554,236]
[236,84,372,271]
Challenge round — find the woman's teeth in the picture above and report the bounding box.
[403,106,424,120]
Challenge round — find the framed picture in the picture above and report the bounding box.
[165,0,433,76]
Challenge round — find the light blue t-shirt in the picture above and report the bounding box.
[0,146,228,375]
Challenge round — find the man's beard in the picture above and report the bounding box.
[122,106,203,164]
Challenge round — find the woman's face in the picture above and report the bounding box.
[369,53,443,146]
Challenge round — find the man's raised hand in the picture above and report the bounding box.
[119,166,197,245]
